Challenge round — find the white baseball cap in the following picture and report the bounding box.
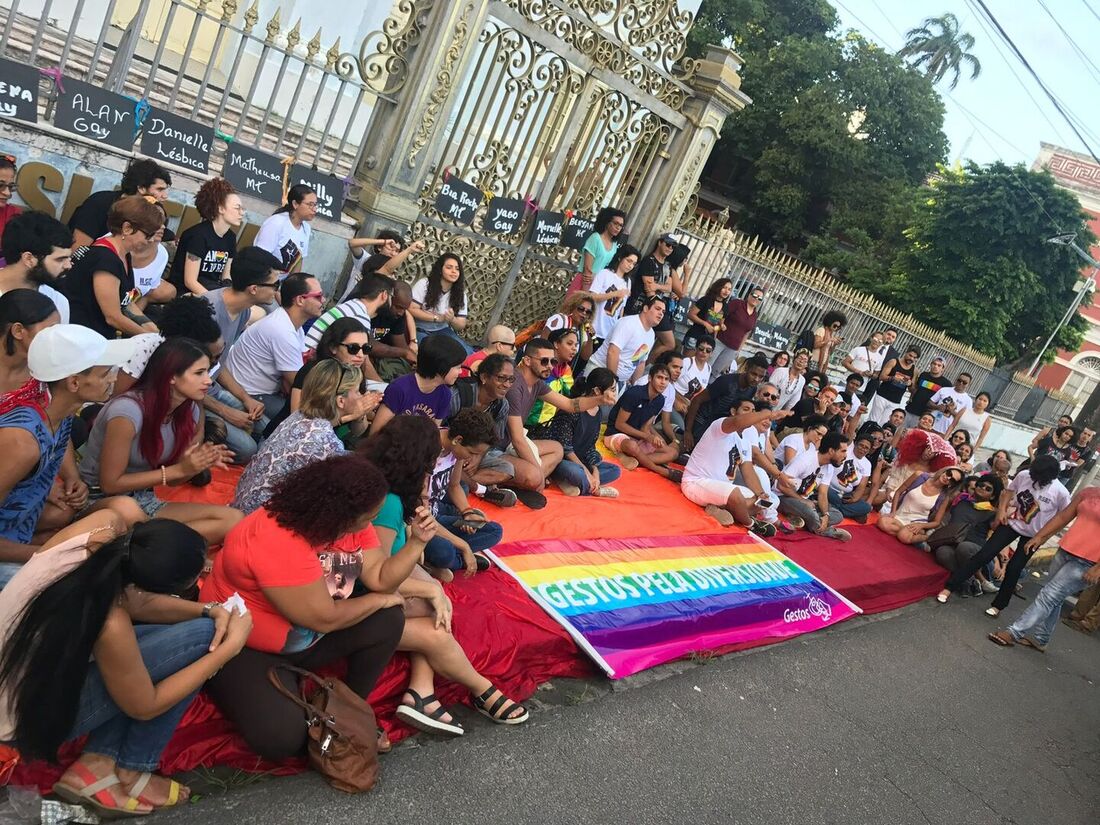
[28,325,142,382]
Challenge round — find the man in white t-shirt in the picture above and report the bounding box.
[681,399,790,535]
[221,273,325,420]
[928,373,973,434]
[827,432,876,523]
[675,335,713,429]
[586,295,665,387]
[0,211,73,322]
[774,431,852,541]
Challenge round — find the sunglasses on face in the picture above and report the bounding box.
[750,294,764,301]
[697,346,713,354]
[302,290,325,301]
[338,342,371,355]
[577,306,594,316]
[760,392,779,401]
[491,340,517,349]
[534,356,560,367]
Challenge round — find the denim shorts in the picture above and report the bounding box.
[86,487,167,518]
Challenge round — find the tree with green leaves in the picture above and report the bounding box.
[887,162,1094,364]
[898,13,982,90]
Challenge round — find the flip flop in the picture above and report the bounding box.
[394,689,464,737]
[513,489,547,509]
[53,763,148,819]
[127,772,184,809]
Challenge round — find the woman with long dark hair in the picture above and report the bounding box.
[545,367,622,497]
[253,183,316,272]
[0,288,58,396]
[0,510,252,818]
[410,253,470,351]
[938,454,1072,615]
[169,177,242,295]
[588,243,639,346]
[683,277,731,355]
[568,206,626,294]
[361,417,528,735]
[79,338,241,542]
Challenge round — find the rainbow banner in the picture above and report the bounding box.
[486,532,861,678]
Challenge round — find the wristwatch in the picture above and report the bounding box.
[201,602,218,618]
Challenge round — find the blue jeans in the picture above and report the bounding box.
[415,325,473,355]
[70,619,214,771]
[207,385,260,464]
[255,392,287,423]
[0,562,21,591]
[827,487,872,520]
[1007,549,1094,646]
[424,508,504,570]
[551,459,620,495]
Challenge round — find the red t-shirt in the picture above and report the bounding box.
[0,205,22,257]
[200,508,379,653]
[718,298,758,349]
[459,348,489,379]
[1060,487,1100,564]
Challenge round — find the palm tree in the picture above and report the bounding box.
[898,13,982,90]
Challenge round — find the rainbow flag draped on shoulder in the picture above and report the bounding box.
[487,533,861,678]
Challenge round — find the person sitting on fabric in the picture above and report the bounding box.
[0,289,60,397]
[827,432,877,524]
[369,279,420,383]
[459,325,516,379]
[199,454,405,762]
[675,334,713,418]
[0,324,143,588]
[0,211,73,321]
[974,448,1012,483]
[734,398,800,534]
[219,273,324,421]
[773,415,828,469]
[877,466,965,547]
[774,431,853,542]
[931,475,1002,588]
[770,348,811,412]
[79,338,241,544]
[937,455,1072,617]
[870,425,956,510]
[540,367,623,498]
[233,361,367,515]
[361,415,528,733]
[303,272,394,383]
[683,352,769,451]
[370,332,467,432]
[632,349,684,444]
[585,294,665,389]
[0,510,252,819]
[603,363,681,483]
[265,317,381,441]
[681,398,790,535]
[523,329,581,436]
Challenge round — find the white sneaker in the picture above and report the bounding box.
[980,580,999,594]
[594,487,619,498]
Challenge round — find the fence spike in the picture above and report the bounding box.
[221,0,239,23]
[286,17,302,50]
[265,8,282,44]
[243,0,260,31]
[306,27,322,60]
[326,36,342,70]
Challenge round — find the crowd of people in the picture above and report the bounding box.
[0,162,1096,817]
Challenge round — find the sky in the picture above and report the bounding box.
[830,0,1100,167]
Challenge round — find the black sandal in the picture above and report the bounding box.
[394,689,464,736]
[473,686,529,725]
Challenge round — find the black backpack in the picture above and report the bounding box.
[794,328,816,352]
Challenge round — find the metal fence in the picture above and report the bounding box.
[0,0,414,178]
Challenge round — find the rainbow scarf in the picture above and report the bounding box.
[488,532,860,678]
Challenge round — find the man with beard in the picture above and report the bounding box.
[774,431,853,542]
[0,211,73,321]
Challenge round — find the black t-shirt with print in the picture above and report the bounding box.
[67,190,122,241]
[906,371,945,415]
[59,241,136,338]
[372,305,408,346]
[625,254,671,316]
[169,221,237,292]
[877,359,915,403]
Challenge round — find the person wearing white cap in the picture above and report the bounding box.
[78,338,242,544]
[0,325,144,588]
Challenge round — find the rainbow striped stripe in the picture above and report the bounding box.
[489,533,860,678]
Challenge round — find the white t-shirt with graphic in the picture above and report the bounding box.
[929,387,973,434]
[773,432,808,465]
[589,267,629,339]
[775,447,833,498]
[770,367,806,411]
[1006,470,1071,537]
[676,358,711,399]
[588,315,655,385]
[684,418,750,484]
[254,213,311,272]
[830,444,872,496]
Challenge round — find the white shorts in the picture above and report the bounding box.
[681,477,753,508]
[507,435,544,469]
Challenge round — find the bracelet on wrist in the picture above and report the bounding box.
[160,465,168,485]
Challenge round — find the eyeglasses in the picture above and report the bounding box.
[301,290,325,301]
[491,340,517,349]
[759,392,779,401]
[259,280,281,289]
[338,342,371,355]
[577,306,594,316]
[302,201,319,209]
[830,323,842,330]
[533,356,559,367]
[0,182,18,193]
[492,374,517,384]
[697,346,713,354]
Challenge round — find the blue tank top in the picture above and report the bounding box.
[0,407,72,543]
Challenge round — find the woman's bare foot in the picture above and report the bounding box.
[424,565,454,583]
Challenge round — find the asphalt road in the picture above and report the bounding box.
[159,589,1100,825]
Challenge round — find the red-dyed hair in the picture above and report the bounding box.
[131,338,205,467]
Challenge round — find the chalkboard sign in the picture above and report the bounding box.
[562,214,595,250]
[531,210,565,245]
[222,143,284,205]
[53,77,134,151]
[139,107,213,174]
[291,164,341,222]
[748,320,794,352]
[0,57,39,124]
[433,176,482,225]
[483,196,526,235]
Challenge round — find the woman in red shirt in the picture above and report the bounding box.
[712,285,764,376]
[0,156,23,245]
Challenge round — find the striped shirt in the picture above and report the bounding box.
[304,299,373,352]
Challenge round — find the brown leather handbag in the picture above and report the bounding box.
[267,664,379,793]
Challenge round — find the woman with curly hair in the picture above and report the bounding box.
[410,253,471,352]
[361,416,528,735]
[541,290,596,371]
[169,178,242,295]
[79,338,241,542]
[200,454,407,760]
[232,360,365,515]
[811,309,847,372]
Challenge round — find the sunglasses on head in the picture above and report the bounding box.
[338,342,371,355]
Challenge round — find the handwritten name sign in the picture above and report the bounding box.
[531,210,565,245]
[53,78,134,151]
[0,57,39,124]
[562,213,595,250]
[483,196,526,236]
[291,164,340,222]
[139,108,213,174]
[222,143,285,206]
[434,176,483,225]
[748,321,794,352]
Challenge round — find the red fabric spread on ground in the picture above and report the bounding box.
[10,462,947,790]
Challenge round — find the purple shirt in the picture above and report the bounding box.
[382,374,451,421]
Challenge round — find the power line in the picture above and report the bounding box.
[866,0,906,42]
[1080,0,1100,26]
[831,0,896,48]
[969,0,1100,163]
[1036,0,1100,87]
